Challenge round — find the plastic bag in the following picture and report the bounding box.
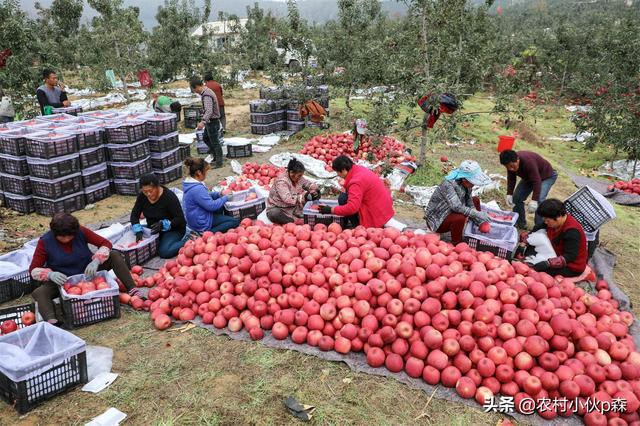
[525,230,557,265]
[86,346,114,382]
[0,322,86,382]
[0,249,32,280]
[95,223,127,244]
[112,225,159,251]
[59,271,120,301]
[270,153,337,179]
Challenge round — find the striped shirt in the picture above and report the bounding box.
[425,179,489,232]
[200,87,220,123]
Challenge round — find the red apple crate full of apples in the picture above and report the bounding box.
[58,271,120,329]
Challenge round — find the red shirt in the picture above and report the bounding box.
[29,226,112,273]
[546,214,588,273]
[333,165,395,228]
[205,81,224,107]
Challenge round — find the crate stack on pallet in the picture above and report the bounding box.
[0,110,189,216]
[105,117,151,196]
[142,113,183,185]
[250,80,330,135]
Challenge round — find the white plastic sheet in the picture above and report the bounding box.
[94,223,127,244]
[85,346,114,382]
[257,135,280,146]
[598,159,640,181]
[0,322,86,382]
[112,225,159,252]
[270,153,337,179]
[85,407,127,426]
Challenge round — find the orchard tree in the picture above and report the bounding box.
[80,0,148,99]
[35,0,83,67]
[394,0,496,162]
[0,0,49,116]
[237,4,279,71]
[315,0,395,109]
[148,0,208,81]
[275,0,314,74]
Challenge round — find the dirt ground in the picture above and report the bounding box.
[1,82,639,425]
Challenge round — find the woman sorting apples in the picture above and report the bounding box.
[425,160,491,244]
[317,155,394,228]
[30,213,139,325]
[182,157,240,233]
[523,198,588,277]
[131,173,189,258]
[266,158,320,224]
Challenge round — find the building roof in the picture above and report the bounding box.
[191,19,249,37]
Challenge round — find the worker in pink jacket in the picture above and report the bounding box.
[318,155,394,228]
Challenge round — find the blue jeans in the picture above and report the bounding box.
[158,231,188,258]
[513,171,558,227]
[210,214,239,233]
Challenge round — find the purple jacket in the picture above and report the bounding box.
[507,151,555,201]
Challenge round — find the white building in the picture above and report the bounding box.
[191,19,249,49]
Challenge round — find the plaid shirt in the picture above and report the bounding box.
[267,172,317,219]
[200,87,220,123]
[425,179,488,231]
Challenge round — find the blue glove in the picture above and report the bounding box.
[84,260,100,278]
[132,223,144,234]
[48,271,68,286]
[161,219,171,232]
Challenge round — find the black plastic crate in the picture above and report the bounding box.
[565,186,615,233]
[0,154,29,176]
[78,146,106,169]
[84,181,112,204]
[0,347,87,414]
[224,200,266,221]
[60,124,103,150]
[33,192,86,216]
[142,113,178,136]
[105,121,148,144]
[30,173,83,199]
[251,123,276,135]
[250,99,277,113]
[303,212,348,228]
[178,143,191,161]
[183,105,204,120]
[117,236,159,269]
[196,143,209,155]
[81,163,109,188]
[463,222,518,260]
[61,295,120,329]
[286,109,302,121]
[0,303,35,328]
[148,132,179,153]
[0,271,35,304]
[250,112,278,124]
[0,129,33,156]
[24,132,77,159]
[155,164,182,184]
[1,174,31,195]
[27,154,80,179]
[50,106,83,116]
[113,179,140,196]
[151,147,181,170]
[3,193,34,214]
[106,139,150,162]
[109,158,152,180]
[226,144,252,159]
[287,121,305,133]
[184,117,198,129]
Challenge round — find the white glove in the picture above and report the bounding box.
[528,200,538,213]
[506,195,514,207]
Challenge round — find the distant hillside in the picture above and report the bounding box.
[19,0,408,28]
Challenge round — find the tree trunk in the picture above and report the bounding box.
[420,6,430,81]
[559,63,568,99]
[345,84,353,111]
[419,115,429,164]
[113,41,130,101]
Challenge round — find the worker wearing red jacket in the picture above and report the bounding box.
[318,155,394,228]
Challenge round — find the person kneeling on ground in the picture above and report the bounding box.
[267,158,319,224]
[425,160,491,244]
[30,213,139,325]
[183,157,240,233]
[522,198,588,277]
[318,155,394,228]
[131,174,189,258]
[151,93,182,117]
